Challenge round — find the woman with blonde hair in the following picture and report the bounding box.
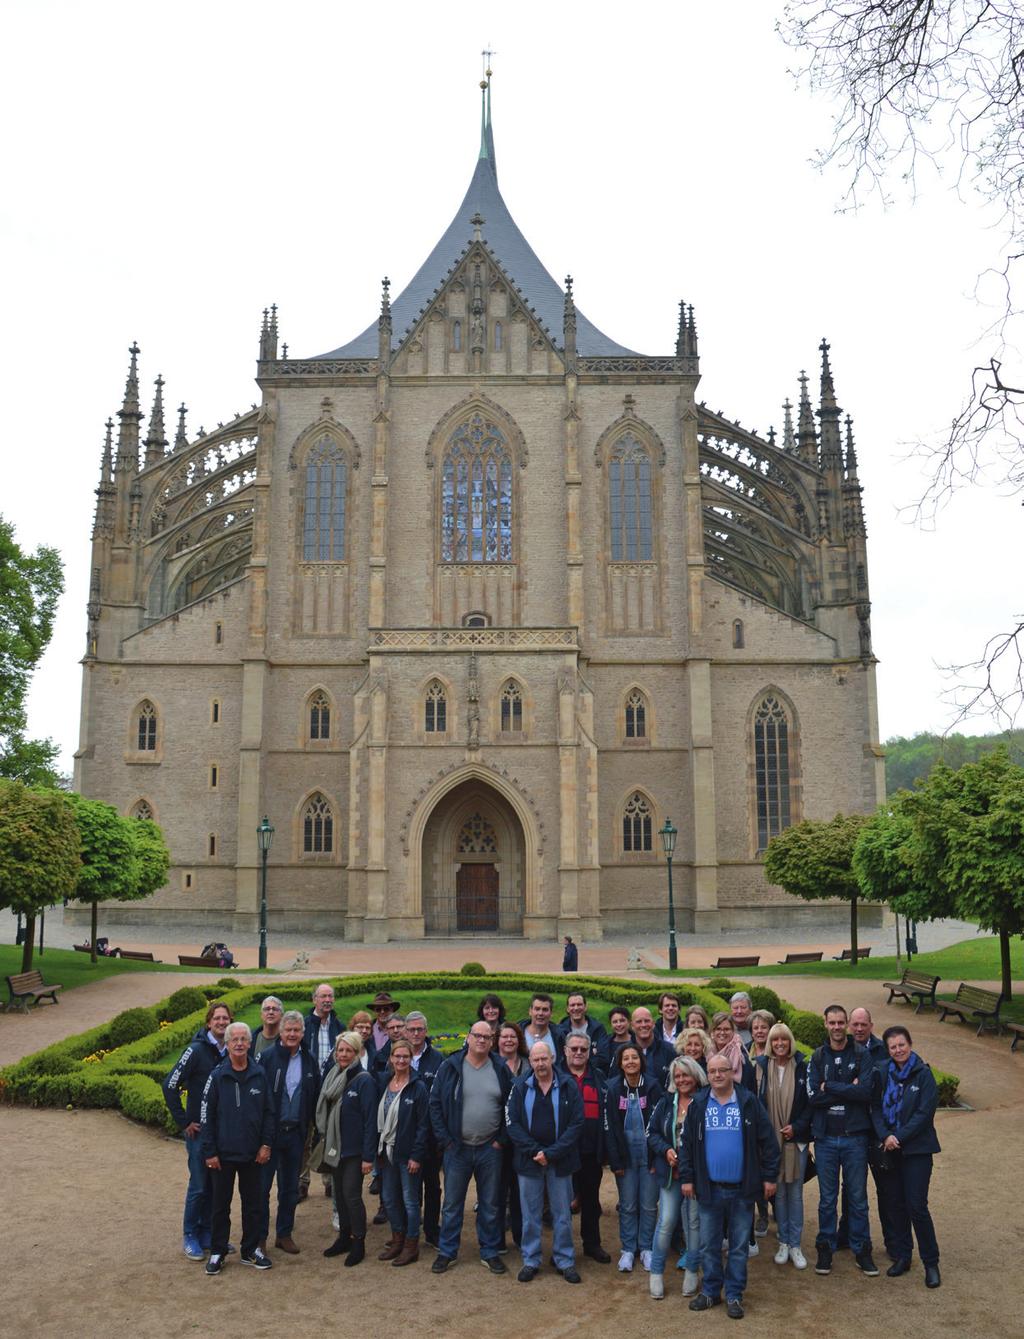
[748,1010,776,1059]
[647,1056,708,1299]
[754,1022,810,1268]
[318,1031,377,1266]
[675,1027,712,1065]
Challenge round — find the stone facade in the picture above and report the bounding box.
[73,82,884,939]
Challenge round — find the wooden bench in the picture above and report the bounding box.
[777,951,823,964]
[938,983,1004,1036]
[832,946,871,961]
[1007,1022,1024,1053]
[73,943,91,953]
[177,954,221,968]
[5,970,64,1013]
[882,968,941,1012]
[120,949,160,963]
[710,955,760,969]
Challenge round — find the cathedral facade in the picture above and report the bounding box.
[73,81,884,941]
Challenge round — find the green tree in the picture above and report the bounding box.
[129,817,171,900]
[65,793,139,962]
[853,793,957,927]
[763,812,871,962]
[884,730,1024,794]
[0,780,81,970]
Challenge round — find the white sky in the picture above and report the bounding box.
[3,0,1020,774]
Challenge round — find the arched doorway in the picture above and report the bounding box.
[421,779,525,935]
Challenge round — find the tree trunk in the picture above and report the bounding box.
[849,895,859,965]
[1000,927,1012,1002]
[20,914,36,972]
[90,900,98,964]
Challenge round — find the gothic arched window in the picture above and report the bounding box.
[625,689,647,740]
[308,691,331,741]
[130,799,154,821]
[608,434,653,560]
[137,701,157,751]
[303,793,334,855]
[302,436,347,561]
[493,321,503,351]
[457,812,498,854]
[452,320,462,352]
[622,791,653,852]
[500,680,523,732]
[441,415,513,562]
[754,694,792,851]
[425,680,447,733]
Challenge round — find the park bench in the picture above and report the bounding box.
[777,951,823,964]
[882,968,941,1012]
[120,950,160,963]
[73,943,91,953]
[938,983,1004,1036]
[177,954,221,968]
[4,970,64,1013]
[1006,1022,1024,1053]
[832,946,871,961]
[710,955,760,969]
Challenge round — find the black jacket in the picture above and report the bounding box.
[162,1028,225,1130]
[603,1072,665,1172]
[375,1073,431,1164]
[556,1062,607,1159]
[806,1038,875,1138]
[429,1052,514,1149]
[562,941,579,971]
[303,1009,342,1065]
[258,1040,321,1143]
[557,1014,609,1061]
[754,1053,811,1141]
[677,1083,780,1201]
[199,1058,276,1162]
[410,1041,445,1093]
[317,1060,378,1163]
[870,1054,941,1156]
[506,1070,585,1177]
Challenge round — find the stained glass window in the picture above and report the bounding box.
[137,701,157,751]
[303,793,334,854]
[441,415,513,562]
[425,680,447,733]
[609,434,653,561]
[754,695,791,851]
[625,689,647,739]
[623,791,653,852]
[457,812,499,853]
[501,680,523,732]
[309,691,330,741]
[303,436,347,561]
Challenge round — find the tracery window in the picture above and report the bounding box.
[441,415,513,562]
[309,691,331,741]
[500,680,523,732]
[452,320,462,351]
[137,701,157,751]
[625,689,647,740]
[609,433,653,561]
[622,791,653,852]
[457,812,498,854]
[130,800,153,821]
[754,694,792,851]
[425,680,447,733]
[302,793,334,855]
[302,436,347,561]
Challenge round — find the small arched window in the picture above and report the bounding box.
[441,415,513,562]
[463,611,489,628]
[609,434,653,561]
[425,680,447,733]
[130,799,154,821]
[303,793,334,854]
[452,320,462,351]
[733,619,745,649]
[137,701,157,751]
[754,694,792,851]
[494,321,503,351]
[309,691,331,741]
[622,791,653,852]
[302,436,347,561]
[625,689,647,739]
[500,680,523,732]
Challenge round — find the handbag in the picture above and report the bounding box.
[308,1133,331,1176]
[867,1141,898,1174]
[803,1148,817,1183]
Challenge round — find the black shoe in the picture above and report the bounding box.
[373,1208,389,1225]
[887,1259,912,1277]
[517,1265,538,1282]
[344,1237,365,1267]
[855,1250,879,1277]
[726,1299,744,1320]
[240,1249,272,1271]
[562,1268,582,1284]
[925,1264,941,1289]
[815,1246,832,1275]
[324,1231,351,1258]
[369,1176,380,1195]
[584,1245,611,1263]
[205,1254,224,1276]
[689,1295,720,1312]
[482,1256,507,1275]
[432,1254,457,1274]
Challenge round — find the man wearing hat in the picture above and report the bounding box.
[370,992,400,1052]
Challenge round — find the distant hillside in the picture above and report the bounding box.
[884,730,1024,794]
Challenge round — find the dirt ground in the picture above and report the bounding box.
[2,974,1021,1339]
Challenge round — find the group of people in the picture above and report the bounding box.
[162,983,942,1316]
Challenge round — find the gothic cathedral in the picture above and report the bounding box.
[74,79,884,941]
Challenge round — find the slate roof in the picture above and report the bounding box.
[314,94,642,360]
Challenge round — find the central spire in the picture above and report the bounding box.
[479,53,496,175]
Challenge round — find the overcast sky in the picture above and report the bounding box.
[3,0,1020,775]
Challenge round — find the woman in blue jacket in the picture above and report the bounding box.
[754,1023,811,1269]
[647,1056,707,1299]
[604,1044,664,1272]
[375,1038,430,1267]
[317,1031,378,1266]
[871,1025,942,1289]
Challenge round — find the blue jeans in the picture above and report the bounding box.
[518,1167,575,1270]
[183,1131,212,1241]
[382,1155,423,1238]
[651,1180,701,1273]
[616,1163,659,1253]
[815,1135,869,1253]
[774,1146,807,1248]
[438,1142,502,1260]
[258,1126,305,1240]
[697,1184,753,1302]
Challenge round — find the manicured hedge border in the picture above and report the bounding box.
[0,972,960,1124]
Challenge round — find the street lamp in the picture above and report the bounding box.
[257,815,274,970]
[660,818,678,971]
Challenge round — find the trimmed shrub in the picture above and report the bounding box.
[215,977,237,990]
[787,1009,827,1049]
[108,1007,159,1049]
[460,962,486,977]
[704,978,737,993]
[119,1073,173,1127]
[746,985,785,1019]
[161,986,209,1022]
[933,1069,960,1107]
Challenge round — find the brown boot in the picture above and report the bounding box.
[392,1235,419,1266]
[378,1234,404,1261]
[275,1236,300,1254]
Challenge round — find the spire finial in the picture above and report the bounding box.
[470,212,485,242]
[563,274,577,372]
[819,336,838,411]
[144,374,167,466]
[478,50,497,173]
[120,342,140,415]
[817,336,843,469]
[259,305,279,361]
[796,369,818,466]
[378,276,392,363]
[174,402,188,451]
[380,275,391,315]
[844,414,859,478]
[101,418,114,483]
[782,397,795,450]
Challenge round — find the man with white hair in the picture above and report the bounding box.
[730,993,754,1048]
[201,1022,276,1275]
[252,997,284,1056]
[257,1010,321,1254]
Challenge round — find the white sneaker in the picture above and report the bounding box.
[618,1251,635,1272]
[331,1210,339,1231]
[649,1273,664,1299]
[640,1250,653,1273]
[748,1242,759,1258]
[774,1244,790,1265]
[790,1247,808,1270]
[682,1269,700,1296]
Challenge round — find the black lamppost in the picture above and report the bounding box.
[660,818,678,971]
[257,815,274,970]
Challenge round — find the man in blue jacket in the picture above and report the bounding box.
[558,991,609,1069]
[300,983,342,1200]
[678,1053,779,1319]
[405,1011,445,1248]
[162,1000,232,1260]
[201,1022,276,1275]
[256,1011,321,1255]
[507,1043,585,1283]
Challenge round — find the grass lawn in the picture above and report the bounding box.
[0,944,195,994]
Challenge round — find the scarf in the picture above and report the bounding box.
[377,1079,405,1160]
[712,1032,746,1083]
[765,1059,799,1183]
[882,1053,918,1130]
[315,1060,355,1169]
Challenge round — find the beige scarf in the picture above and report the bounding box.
[377,1080,405,1160]
[315,1061,354,1170]
[765,1059,799,1183]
